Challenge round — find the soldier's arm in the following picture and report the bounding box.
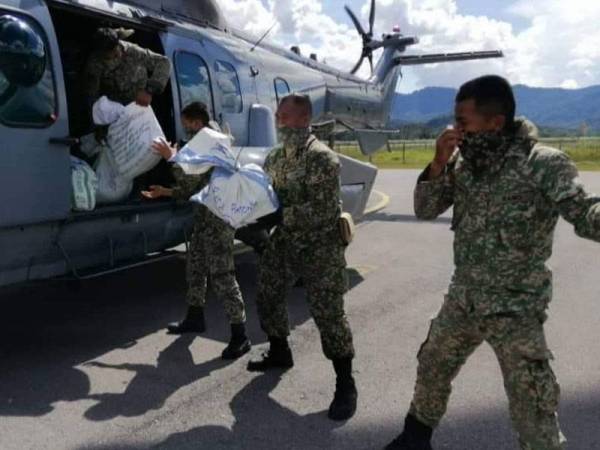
[534,147,600,242]
[283,150,341,231]
[132,45,171,96]
[413,162,455,220]
[262,149,275,175]
[171,166,210,202]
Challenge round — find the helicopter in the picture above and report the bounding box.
[0,0,501,288]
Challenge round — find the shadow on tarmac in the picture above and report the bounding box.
[83,371,348,450]
[83,334,229,421]
[0,258,190,418]
[0,252,365,420]
[79,386,600,450]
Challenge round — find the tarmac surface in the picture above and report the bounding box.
[1,169,600,450]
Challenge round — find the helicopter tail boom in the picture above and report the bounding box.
[394,50,503,66]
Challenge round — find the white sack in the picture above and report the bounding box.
[106,103,164,179]
[70,156,98,211]
[92,96,126,125]
[191,164,279,229]
[79,132,103,158]
[170,127,235,175]
[208,120,222,132]
[94,150,133,204]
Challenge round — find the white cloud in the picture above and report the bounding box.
[266,0,365,76]
[509,0,600,89]
[218,0,277,37]
[218,0,600,92]
[561,79,579,89]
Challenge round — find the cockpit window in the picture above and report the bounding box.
[0,13,57,127]
[214,60,242,114]
[274,77,290,104]
[175,51,214,116]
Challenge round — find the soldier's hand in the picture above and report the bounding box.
[135,90,152,107]
[235,223,270,255]
[257,208,283,229]
[141,185,173,199]
[429,128,461,179]
[151,137,177,160]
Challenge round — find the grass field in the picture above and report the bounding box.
[335,137,600,171]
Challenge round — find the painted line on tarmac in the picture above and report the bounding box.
[364,190,390,216]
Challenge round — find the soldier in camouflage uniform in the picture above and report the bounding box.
[246,94,357,421]
[84,27,171,107]
[385,75,600,450]
[142,102,251,360]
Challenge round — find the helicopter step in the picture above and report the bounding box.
[54,247,184,281]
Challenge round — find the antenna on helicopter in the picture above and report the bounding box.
[250,21,277,52]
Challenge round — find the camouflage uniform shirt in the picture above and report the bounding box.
[265,136,344,253]
[415,120,600,315]
[85,41,171,105]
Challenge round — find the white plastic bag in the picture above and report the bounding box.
[191,164,279,229]
[70,156,98,211]
[170,127,235,175]
[92,96,126,125]
[106,103,164,179]
[94,150,133,204]
[79,132,103,158]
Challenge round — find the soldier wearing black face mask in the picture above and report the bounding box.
[386,75,600,450]
[246,94,357,422]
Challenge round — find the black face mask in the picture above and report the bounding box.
[459,131,507,175]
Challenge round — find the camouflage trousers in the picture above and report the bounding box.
[409,294,565,450]
[186,211,246,324]
[255,229,355,360]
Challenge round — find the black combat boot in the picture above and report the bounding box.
[221,323,252,360]
[384,414,433,450]
[166,305,206,334]
[246,336,294,372]
[328,358,358,421]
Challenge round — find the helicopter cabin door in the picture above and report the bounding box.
[0,3,70,228]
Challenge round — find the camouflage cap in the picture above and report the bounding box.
[92,27,119,52]
[115,27,135,40]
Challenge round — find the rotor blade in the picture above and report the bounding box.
[345,5,366,37]
[368,53,374,75]
[369,0,376,36]
[350,55,365,74]
[394,50,503,66]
